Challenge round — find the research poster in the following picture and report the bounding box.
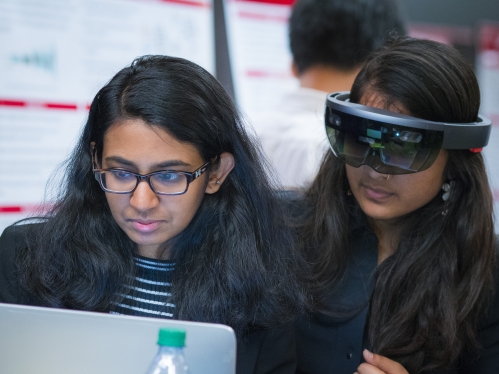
[224,0,298,121]
[476,22,499,230]
[0,0,214,232]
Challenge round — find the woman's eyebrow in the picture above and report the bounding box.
[104,156,191,169]
[152,160,192,169]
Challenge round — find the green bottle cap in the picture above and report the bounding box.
[157,328,186,347]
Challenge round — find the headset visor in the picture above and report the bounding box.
[326,107,444,174]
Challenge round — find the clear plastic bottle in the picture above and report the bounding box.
[145,328,189,374]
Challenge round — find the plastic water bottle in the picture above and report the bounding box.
[145,328,189,374]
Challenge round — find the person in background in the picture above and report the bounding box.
[0,55,306,374]
[292,37,499,373]
[253,0,406,188]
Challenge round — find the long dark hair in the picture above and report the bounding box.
[297,37,496,372]
[17,55,306,337]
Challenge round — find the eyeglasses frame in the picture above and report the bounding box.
[92,160,212,196]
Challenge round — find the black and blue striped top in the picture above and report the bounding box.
[111,256,175,319]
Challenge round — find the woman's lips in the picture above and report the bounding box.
[131,220,161,232]
[362,184,394,200]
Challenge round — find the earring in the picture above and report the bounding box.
[347,189,352,196]
[216,180,221,185]
[441,181,454,216]
[441,183,452,201]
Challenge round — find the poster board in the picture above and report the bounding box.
[223,0,298,120]
[476,22,499,231]
[0,0,214,232]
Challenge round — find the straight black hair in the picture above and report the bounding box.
[17,55,306,338]
[297,37,496,372]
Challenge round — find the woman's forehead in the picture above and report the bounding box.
[359,90,410,116]
[102,119,203,167]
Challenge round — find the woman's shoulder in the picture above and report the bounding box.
[236,324,296,374]
[489,234,499,311]
[1,224,28,258]
[464,236,499,372]
[475,235,499,325]
[0,222,41,305]
[0,222,41,252]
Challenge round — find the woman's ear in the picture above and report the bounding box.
[205,152,235,194]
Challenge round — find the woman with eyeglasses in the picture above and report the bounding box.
[0,55,306,374]
[293,37,499,374]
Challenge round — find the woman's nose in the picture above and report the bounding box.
[129,179,160,211]
[363,164,391,181]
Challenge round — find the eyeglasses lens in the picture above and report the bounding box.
[149,172,187,194]
[100,170,137,192]
[98,171,188,194]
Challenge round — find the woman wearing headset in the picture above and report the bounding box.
[0,55,306,374]
[294,37,498,374]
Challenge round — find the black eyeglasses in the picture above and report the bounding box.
[93,161,211,195]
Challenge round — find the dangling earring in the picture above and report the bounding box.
[441,183,451,201]
[441,181,454,216]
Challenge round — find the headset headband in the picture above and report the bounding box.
[326,92,491,150]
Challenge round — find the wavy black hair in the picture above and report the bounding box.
[289,0,406,74]
[17,55,306,338]
[297,37,496,372]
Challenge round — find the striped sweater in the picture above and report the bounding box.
[111,256,175,319]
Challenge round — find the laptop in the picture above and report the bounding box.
[0,302,236,374]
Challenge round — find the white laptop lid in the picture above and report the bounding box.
[0,303,236,374]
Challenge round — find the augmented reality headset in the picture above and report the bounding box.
[325,92,492,174]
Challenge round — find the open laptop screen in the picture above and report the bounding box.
[0,303,236,374]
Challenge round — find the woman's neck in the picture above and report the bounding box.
[367,217,402,265]
[137,244,171,260]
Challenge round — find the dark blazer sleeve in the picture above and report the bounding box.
[236,325,296,374]
[0,224,31,304]
[457,241,499,374]
[462,247,499,373]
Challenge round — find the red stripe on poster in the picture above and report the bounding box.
[479,23,499,52]
[235,0,294,6]
[0,206,22,213]
[0,204,52,214]
[159,0,210,7]
[0,99,27,107]
[0,98,81,111]
[246,70,292,79]
[44,102,78,110]
[238,10,288,22]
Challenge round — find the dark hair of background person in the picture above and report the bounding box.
[289,0,407,74]
[16,55,306,338]
[295,37,496,372]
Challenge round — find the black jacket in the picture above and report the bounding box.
[296,215,499,374]
[0,224,296,374]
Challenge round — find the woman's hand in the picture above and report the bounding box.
[354,349,409,374]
